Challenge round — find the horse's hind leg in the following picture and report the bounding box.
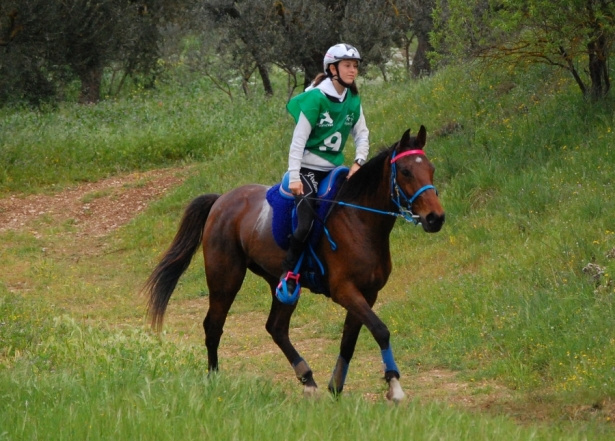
[203,260,246,372]
[264,282,318,395]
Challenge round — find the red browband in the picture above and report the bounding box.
[390,149,425,163]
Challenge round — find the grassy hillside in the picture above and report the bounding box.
[2,63,615,439]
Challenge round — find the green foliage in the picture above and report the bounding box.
[433,0,615,99]
[200,0,410,91]
[0,81,288,194]
[0,0,194,105]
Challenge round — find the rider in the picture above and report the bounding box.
[277,43,370,301]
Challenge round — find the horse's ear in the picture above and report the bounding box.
[399,128,412,149]
[417,125,427,148]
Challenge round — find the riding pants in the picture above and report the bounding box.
[282,168,329,272]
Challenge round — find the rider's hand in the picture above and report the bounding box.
[348,163,361,178]
[289,180,303,195]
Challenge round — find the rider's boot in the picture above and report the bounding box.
[277,235,304,302]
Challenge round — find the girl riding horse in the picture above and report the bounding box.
[278,43,370,302]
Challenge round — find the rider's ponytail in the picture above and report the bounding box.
[311,73,327,88]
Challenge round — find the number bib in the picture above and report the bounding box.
[286,88,362,166]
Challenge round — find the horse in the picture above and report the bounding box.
[144,125,445,401]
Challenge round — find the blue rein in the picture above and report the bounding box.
[334,150,437,225]
[310,150,438,250]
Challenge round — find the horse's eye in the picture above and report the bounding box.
[400,169,411,177]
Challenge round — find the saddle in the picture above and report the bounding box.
[265,166,349,295]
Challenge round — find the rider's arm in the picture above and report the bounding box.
[288,112,312,183]
[351,106,369,163]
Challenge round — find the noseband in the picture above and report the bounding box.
[390,149,437,224]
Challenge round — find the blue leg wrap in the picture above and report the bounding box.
[381,346,400,376]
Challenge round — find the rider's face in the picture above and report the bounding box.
[331,60,359,84]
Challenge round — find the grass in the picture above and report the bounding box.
[0,309,609,441]
[2,61,615,438]
[0,79,286,194]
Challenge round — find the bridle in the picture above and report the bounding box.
[389,149,437,224]
[305,147,438,226]
[298,147,439,250]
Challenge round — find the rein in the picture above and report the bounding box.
[296,148,438,250]
[307,148,437,225]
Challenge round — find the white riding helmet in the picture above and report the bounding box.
[323,43,362,73]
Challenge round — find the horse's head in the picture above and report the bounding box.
[391,125,445,233]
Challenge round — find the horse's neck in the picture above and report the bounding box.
[353,171,397,235]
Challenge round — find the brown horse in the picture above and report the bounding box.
[144,125,444,401]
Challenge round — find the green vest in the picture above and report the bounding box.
[286,88,362,166]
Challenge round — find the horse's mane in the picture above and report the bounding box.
[337,143,395,203]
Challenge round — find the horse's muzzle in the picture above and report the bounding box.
[421,212,445,233]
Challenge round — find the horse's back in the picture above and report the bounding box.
[203,184,282,277]
[205,184,269,237]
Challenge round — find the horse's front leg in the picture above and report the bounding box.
[265,283,318,396]
[332,288,406,402]
[328,308,370,395]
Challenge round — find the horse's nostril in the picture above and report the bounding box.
[426,212,445,227]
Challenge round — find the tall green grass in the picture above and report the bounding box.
[1,301,609,440]
[3,62,615,437]
[0,78,287,194]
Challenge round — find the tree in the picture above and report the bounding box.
[202,0,407,97]
[433,0,615,100]
[406,0,437,78]
[0,0,194,105]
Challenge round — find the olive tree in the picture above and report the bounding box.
[0,0,193,105]
[202,0,408,96]
[433,0,615,100]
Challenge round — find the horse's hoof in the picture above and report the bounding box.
[303,385,319,398]
[386,378,406,403]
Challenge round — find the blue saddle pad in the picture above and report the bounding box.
[266,167,348,250]
[265,167,349,295]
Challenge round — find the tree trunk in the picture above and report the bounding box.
[78,65,103,104]
[257,62,274,96]
[302,51,322,89]
[404,35,414,79]
[587,34,610,100]
[286,70,298,102]
[412,32,432,78]
[378,64,388,82]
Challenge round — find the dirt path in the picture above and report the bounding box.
[0,168,189,237]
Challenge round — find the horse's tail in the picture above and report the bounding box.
[144,193,221,331]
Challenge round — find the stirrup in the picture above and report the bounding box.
[275,271,301,305]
